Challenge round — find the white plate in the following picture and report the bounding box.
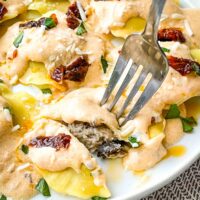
[32,1,200,200]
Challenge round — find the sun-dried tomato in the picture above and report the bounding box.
[67,2,81,19]
[8,49,18,60]
[0,3,8,20]
[51,56,90,82]
[66,2,81,29]
[13,49,18,59]
[158,28,186,43]
[64,56,89,82]
[29,133,71,151]
[168,56,200,76]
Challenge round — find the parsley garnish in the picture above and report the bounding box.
[41,88,52,94]
[35,178,51,197]
[44,18,57,29]
[165,104,197,133]
[162,47,170,53]
[180,117,197,133]
[76,22,87,36]
[128,136,141,148]
[101,56,108,73]
[192,63,200,76]
[0,195,7,200]
[21,144,29,154]
[13,31,24,48]
[165,104,180,119]
[91,197,107,200]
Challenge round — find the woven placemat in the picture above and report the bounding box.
[142,158,200,200]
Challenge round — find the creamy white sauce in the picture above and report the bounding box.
[40,87,119,132]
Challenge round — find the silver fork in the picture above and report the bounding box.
[101,0,168,126]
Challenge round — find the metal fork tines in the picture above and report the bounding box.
[101,0,169,126]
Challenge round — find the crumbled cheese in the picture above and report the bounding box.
[10,75,18,84]
[77,1,86,22]
[12,124,20,132]
[171,13,185,19]
[6,163,15,173]
[16,163,31,171]
[160,14,168,21]
[3,108,12,122]
[75,48,92,55]
[184,20,194,37]
[84,158,96,170]
[131,143,139,148]
[170,42,181,52]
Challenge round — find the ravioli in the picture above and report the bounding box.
[24,119,110,197]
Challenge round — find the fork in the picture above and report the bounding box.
[101,0,168,126]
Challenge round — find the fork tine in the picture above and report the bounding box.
[120,78,159,126]
[117,68,148,119]
[100,55,129,105]
[108,63,138,111]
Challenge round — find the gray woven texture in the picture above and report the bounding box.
[142,158,200,200]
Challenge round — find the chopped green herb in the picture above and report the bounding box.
[91,197,107,200]
[13,31,24,48]
[35,178,51,197]
[165,104,180,119]
[45,17,56,29]
[3,0,6,1]
[128,136,141,148]
[0,79,4,83]
[181,117,197,133]
[165,104,197,133]
[162,47,170,53]
[41,88,52,94]
[21,144,29,154]
[192,63,200,76]
[0,195,7,200]
[101,56,108,73]
[76,22,87,36]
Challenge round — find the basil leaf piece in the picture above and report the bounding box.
[0,195,7,200]
[128,136,137,143]
[181,117,197,133]
[35,178,51,197]
[128,136,141,148]
[181,118,193,133]
[162,47,170,53]
[21,144,29,154]
[41,88,52,94]
[13,31,24,48]
[45,18,56,29]
[101,56,108,73]
[91,197,107,200]
[192,63,200,76]
[165,104,180,119]
[76,22,87,36]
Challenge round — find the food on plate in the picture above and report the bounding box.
[0,0,200,199]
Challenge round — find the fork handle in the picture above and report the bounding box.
[143,0,166,43]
